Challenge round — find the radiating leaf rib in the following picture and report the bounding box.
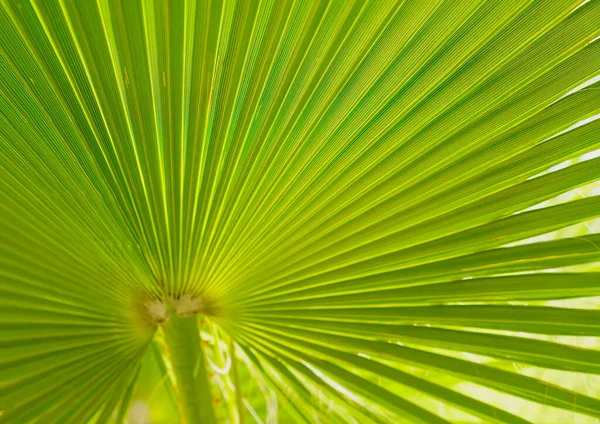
[264,139,600,277]
[232,341,310,423]
[236,329,451,424]
[239,322,600,419]
[242,318,600,374]
[222,82,600,287]
[0,341,144,422]
[212,1,600,287]
[236,327,532,424]
[237,194,600,302]
[235,144,600,304]
[2,0,600,422]
[254,358,317,424]
[236,340,367,424]
[242,304,600,335]
[246,273,600,309]
[239,233,600,307]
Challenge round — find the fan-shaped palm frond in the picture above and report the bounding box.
[1,0,600,423]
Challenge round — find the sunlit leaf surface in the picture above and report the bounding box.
[1,1,599,423]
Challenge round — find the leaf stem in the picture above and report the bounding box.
[162,313,216,424]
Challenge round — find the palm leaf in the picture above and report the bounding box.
[1,0,600,423]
